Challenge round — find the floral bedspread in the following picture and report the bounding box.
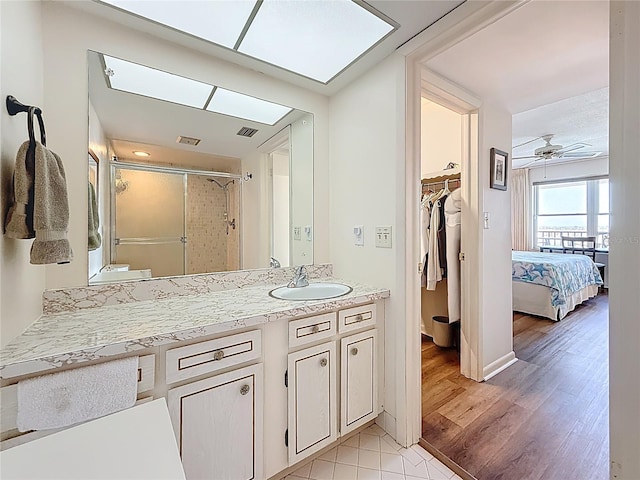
[512,251,603,307]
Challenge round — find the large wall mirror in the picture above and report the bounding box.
[87,51,313,284]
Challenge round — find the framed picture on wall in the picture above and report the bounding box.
[490,148,509,190]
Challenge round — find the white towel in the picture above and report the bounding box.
[17,357,138,432]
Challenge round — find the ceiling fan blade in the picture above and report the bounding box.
[561,151,602,158]
[513,155,539,160]
[513,136,544,149]
[557,142,591,154]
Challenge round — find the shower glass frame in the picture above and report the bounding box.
[110,160,243,277]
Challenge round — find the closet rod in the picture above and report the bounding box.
[422,178,461,190]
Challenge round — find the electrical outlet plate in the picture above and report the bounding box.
[304,226,312,241]
[293,227,301,241]
[375,226,392,248]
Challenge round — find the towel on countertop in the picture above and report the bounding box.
[16,356,139,432]
[29,141,73,264]
[4,141,36,239]
[88,182,101,251]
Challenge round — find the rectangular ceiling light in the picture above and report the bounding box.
[238,0,396,83]
[99,0,257,49]
[207,88,293,125]
[103,55,212,108]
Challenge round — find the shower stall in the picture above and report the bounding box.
[111,162,242,278]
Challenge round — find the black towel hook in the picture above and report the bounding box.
[6,95,46,146]
[6,95,41,116]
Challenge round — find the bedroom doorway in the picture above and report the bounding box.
[410,2,611,478]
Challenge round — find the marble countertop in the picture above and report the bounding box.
[0,279,389,379]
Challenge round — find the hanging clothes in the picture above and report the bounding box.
[420,191,436,287]
[426,193,449,290]
[444,188,462,322]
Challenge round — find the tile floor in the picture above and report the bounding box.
[285,424,462,480]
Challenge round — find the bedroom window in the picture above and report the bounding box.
[533,177,609,250]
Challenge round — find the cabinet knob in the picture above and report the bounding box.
[355,314,364,322]
[351,347,359,356]
[320,358,328,367]
[240,384,250,396]
[311,325,320,334]
[213,350,224,361]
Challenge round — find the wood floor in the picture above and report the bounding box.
[421,293,609,480]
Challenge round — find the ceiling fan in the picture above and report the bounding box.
[513,134,602,167]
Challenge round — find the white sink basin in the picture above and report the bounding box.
[269,282,352,301]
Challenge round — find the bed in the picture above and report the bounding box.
[512,251,603,321]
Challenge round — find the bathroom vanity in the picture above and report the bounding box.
[0,265,389,480]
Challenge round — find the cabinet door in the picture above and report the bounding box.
[341,330,377,435]
[167,364,263,480]
[287,341,337,464]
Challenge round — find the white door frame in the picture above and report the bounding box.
[420,70,482,383]
[399,0,527,448]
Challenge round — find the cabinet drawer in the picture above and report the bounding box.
[338,304,376,333]
[166,330,261,384]
[288,312,337,348]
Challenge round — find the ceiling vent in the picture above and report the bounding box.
[237,127,259,138]
[176,135,201,146]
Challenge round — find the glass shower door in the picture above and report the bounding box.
[113,167,185,277]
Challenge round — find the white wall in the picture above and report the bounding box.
[272,152,290,267]
[528,156,608,183]
[87,101,108,279]
[0,1,45,347]
[478,101,514,376]
[329,53,406,440]
[39,1,330,290]
[290,113,314,265]
[420,98,463,173]
[609,2,640,478]
[241,149,271,270]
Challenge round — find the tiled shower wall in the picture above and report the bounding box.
[186,175,240,274]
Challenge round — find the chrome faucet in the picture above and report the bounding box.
[287,265,309,288]
[270,257,281,268]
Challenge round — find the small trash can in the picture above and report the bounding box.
[432,316,453,348]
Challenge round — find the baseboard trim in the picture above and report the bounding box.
[418,438,477,480]
[483,351,517,381]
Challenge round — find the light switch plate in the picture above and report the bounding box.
[375,226,392,248]
[353,225,364,246]
[304,226,312,241]
[293,227,301,241]
[483,212,490,229]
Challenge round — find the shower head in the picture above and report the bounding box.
[208,178,235,190]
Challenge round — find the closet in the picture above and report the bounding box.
[419,98,465,347]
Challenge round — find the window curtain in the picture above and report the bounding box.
[511,168,530,251]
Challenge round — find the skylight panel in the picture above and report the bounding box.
[100,0,257,49]
[207,88,293,125]
[237,0,396,83]
[103,55,212,108]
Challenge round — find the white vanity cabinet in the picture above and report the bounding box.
[166,331,263,480]
[285,304,379,465]
[287,341,337,464]
[340,329,377,434]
